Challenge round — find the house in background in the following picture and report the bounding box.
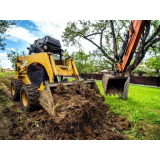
[99,69,112,74]
[3,68,14,72]
[132,62,159,77]
[132,71,147,76]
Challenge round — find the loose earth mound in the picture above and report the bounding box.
[0,78,130,140]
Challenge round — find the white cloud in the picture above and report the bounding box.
[6,26,38,44]
[0,53,8,60]
[31,20,67,40]
[0,60,12,69]
[0,53,12,68]
[31,20,98,54]
[7,48,16,52]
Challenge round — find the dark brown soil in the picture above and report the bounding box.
[0,80,131,140]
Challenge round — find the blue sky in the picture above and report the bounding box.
[0,20,97,68]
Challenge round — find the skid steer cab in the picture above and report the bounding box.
[11,36,99,115]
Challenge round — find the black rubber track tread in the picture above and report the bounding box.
[11,79,24,101]
[20,84,40,111]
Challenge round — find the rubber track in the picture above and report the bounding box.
[22,84,40,109]
[11,79,24,100]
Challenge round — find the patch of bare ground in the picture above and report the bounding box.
[0,78,131,140]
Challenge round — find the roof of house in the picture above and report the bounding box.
[100,69,108,72]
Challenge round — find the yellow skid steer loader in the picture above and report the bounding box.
[11,36,99,116]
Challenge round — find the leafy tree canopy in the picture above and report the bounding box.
[62,20,160,75]
[0,20,17,50]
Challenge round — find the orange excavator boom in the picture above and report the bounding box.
[117,20,146,74]
[103,20,146,95]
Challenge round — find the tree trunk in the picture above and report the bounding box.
[111,63,114,71]
[119,75,130,100]
[157,69,159,77]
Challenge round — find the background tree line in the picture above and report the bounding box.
[63,49,160,76]
[63,49,112,74]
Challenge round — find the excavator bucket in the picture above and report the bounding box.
[39,80,100,116]
[102,74,127,96]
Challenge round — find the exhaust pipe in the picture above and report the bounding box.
[102,74,127,96]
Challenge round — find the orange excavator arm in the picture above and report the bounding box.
[117,20,146,75]
[102,20,146,95]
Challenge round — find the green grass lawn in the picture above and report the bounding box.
[96,81,160,125]
[69,78,160,139]
[0,71,15,78]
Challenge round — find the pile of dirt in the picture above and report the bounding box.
[51,82,130,139]
[0,81,130,140]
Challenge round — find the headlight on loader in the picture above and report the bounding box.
[43,45,48,49]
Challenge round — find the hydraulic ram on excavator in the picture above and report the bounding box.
[102,20,146,95]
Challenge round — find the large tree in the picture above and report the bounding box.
[0,20,17,50]
[91,49,115,71]
[62,20,160,99]
[62,20,160,75]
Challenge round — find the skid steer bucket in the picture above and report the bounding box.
[102,74,127,96]
[39,80,100,116]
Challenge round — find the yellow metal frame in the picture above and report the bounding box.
[22,90,28,106]
[15,52,79,90]
[11,84,15,95]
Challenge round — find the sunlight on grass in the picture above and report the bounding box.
[96,81,160,126]
[96,80,160,139]
[0,71,15,78]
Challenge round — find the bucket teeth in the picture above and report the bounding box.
[105,90,125,96]
[106,92,115,96]
[105,89,124,96]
